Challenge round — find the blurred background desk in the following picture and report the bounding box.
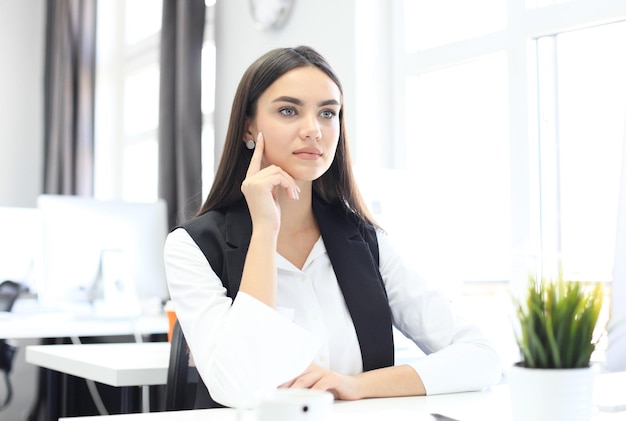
[0,298,168,420]
[26,342,170,420]
[0,311,167,340]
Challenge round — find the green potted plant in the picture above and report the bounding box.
[507,273,605,421]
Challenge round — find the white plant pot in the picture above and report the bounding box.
[506,364,596,421]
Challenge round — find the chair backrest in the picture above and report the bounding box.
[0,280,22,312]
[165,319,222,411]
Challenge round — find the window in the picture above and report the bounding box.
[94,0,162,202]
[95,0,216,203]
[404,53,511,283]
[536,21,626,283]
[404,0,507,51]
[382,0,626,365]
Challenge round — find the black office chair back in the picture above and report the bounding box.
[165,319,222,410]
[0,280,22,312]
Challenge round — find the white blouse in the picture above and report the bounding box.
[164,227,501,408]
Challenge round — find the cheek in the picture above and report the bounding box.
[324,126,340,149]
[323,120,340,139]
[257,119,289,145]
[255,109,285,131]
[254,114,271,131]
[262,128,289,153]
[259,135,287,167]
[326,142,339,163]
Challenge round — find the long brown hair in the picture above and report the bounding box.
[197,46,375,227]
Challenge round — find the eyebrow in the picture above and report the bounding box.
[272,96,341,107]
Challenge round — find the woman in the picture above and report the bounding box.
[164,46,501,408]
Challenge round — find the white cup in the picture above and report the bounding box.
[255,389,334,421]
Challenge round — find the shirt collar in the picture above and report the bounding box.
[276,236,326,272]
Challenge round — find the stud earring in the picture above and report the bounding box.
[245,139,255,150]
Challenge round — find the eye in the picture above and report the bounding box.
[320,109,337,119]
[279,107,297,116]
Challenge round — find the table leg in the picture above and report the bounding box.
[141,385,150,412]
[45,369,59,421]
[121,387,132,413]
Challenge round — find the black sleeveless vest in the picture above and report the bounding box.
[180,194,394,372]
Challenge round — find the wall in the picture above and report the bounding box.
[213,0,357,161]
[0,0,45,208]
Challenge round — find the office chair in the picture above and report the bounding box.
[0,280,21,312]
[0,280,25,411]
[165,319,222,411]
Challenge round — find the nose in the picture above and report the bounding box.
[300,114,321,140]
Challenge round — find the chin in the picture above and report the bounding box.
[292,168,328,182]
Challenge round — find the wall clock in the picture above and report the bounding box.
[248,0,295,30]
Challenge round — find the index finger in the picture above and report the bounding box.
[246,131,265,177]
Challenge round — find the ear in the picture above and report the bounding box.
[243,119,256,143]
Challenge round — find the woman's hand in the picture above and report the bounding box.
[280,365,362,401]
[241,132,300,232]
[280,364,426,401]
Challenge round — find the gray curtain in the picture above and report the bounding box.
[43,0,97,196]
[158,0,206,230]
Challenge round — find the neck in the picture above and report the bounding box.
[277,183,316,233]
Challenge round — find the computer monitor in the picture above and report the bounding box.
[0,206,41,290]
[36,195,169,315]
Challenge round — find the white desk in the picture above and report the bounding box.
[59,384,625,421]
[31,342,625,421]
[0,296,168,339]
[0,311,168,339]
[26,342,170,387]
[26,342,170,420]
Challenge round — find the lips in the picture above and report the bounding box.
[294,148,322,156]
[293,147,322,157]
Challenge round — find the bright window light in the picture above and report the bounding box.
[402,53,511,284]
[123,138,158,202]
[403,0,507,52]
[123,64,160,137]
[125,0,162,45]
[537,20,626,282]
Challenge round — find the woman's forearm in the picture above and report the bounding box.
[238,228,279,308]
[284,364,426,400]
[354,364,426,399]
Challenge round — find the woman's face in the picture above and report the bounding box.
[248,66,342,182]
